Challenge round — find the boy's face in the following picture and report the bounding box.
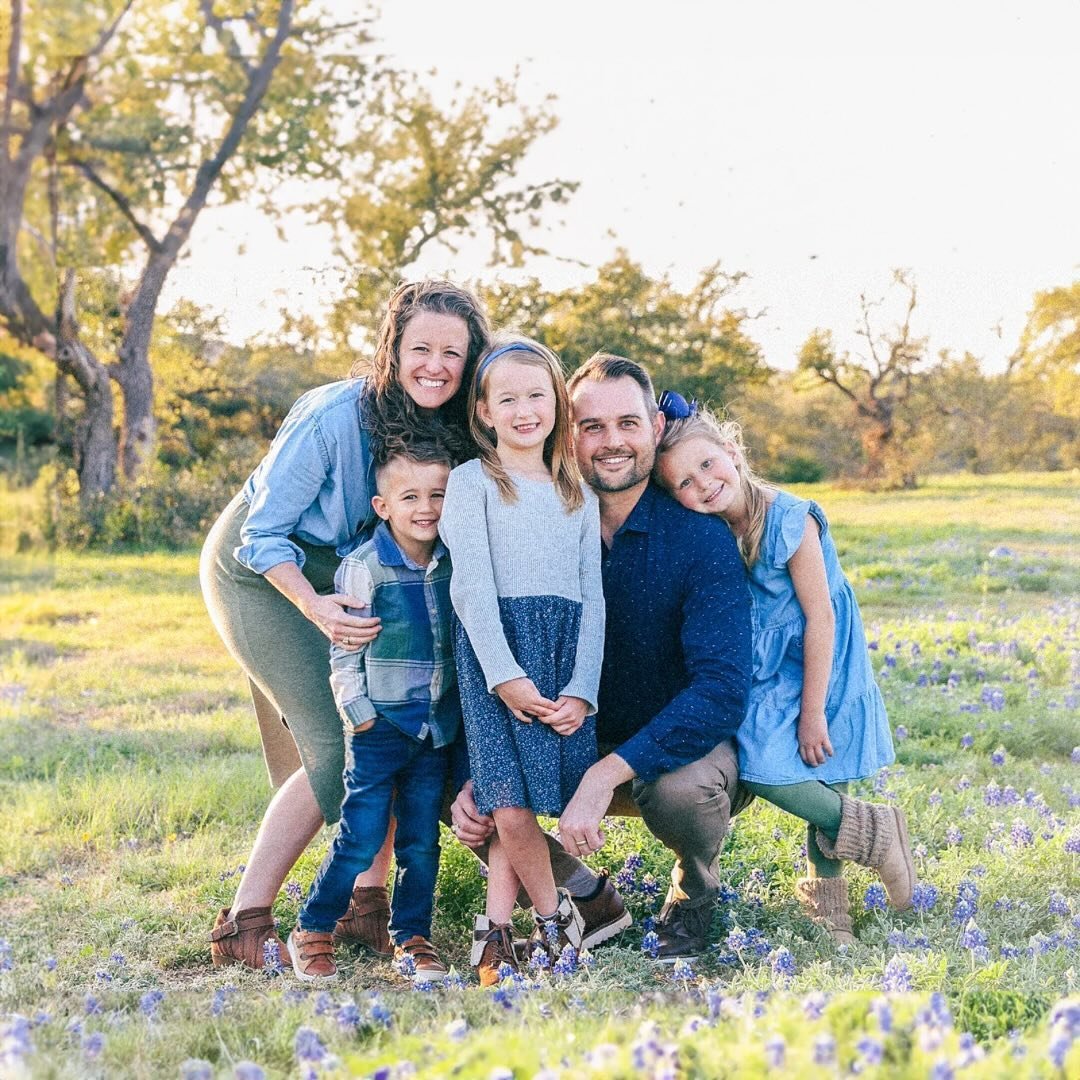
[371,459,450,554]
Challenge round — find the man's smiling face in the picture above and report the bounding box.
[571,375,664,494]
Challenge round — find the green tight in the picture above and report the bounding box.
[743,780,850,879]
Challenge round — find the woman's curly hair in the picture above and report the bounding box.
[351,280,491,465]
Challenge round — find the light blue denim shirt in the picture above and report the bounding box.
[235,379,378,574]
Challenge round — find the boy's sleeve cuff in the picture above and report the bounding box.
[338,698,377,730]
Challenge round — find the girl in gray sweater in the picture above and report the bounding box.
[439,334,605,985]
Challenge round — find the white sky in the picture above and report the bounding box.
[168,0,1080,371]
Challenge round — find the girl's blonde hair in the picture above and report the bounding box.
[469,333,584,513]
[656,405,774,568]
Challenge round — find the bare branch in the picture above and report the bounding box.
[64,158,163,253]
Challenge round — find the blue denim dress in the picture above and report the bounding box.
[736,491,895,785]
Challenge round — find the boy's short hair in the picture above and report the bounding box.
[566,351,658,418]
[373,442,454,493]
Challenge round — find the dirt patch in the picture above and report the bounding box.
[0,638,66,665]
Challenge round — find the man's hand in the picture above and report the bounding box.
[449,779,494,849]
[541,695,588,735]
[557,754,634,856]
[797,713,834,767]
[495,677,556,724]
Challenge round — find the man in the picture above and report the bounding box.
[451,353,752,959]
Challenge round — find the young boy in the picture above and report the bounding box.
[286,444,459,984]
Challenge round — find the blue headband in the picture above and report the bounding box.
[475,342,539,384]
[657,389,697,420]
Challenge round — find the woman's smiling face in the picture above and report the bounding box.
[656,434,742,515]
[397,310,470,412]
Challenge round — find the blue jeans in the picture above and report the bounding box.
[298,721,449,943]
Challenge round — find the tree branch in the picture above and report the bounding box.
[198,0,256,79]
[64,157,163,253]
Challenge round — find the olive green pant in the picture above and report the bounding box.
[742,779,849,878]
[199,492,348,824]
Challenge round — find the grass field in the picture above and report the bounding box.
[1,473,1078,1077]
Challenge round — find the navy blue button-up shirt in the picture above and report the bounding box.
[598,483,752,781]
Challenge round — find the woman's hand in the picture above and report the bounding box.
[495,677,556,724]
[797,713,834,767]
[542,695,588,736]
[302,593,381,651]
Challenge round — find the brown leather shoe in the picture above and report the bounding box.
[576,869,632,949]
[470,916,518,987]
[286,929,338,983]
[333,885,392,956]
[394,935,448,984]
[209,906,292,971]
[652,898,714,962]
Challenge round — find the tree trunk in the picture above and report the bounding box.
[57,270,117,498]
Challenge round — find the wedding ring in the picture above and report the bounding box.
[343,636,353,646]
[576,839,588,848]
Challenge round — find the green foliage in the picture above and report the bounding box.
[481,251,770,406]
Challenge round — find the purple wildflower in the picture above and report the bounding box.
[641,931,660,959]
[233,1064,265,1080]
[864,884,888,912]
[869,997,893,1033]
[82,1032,106,1058]
[1049,893,1069,917]
[946,825,963,846]
[764,1035,785,1070]
[911,883,939,913]
[991,745,1006,766]
[139,989,165,1020]
[769,947,796,980]
[960,919,989,950]
[180,1061,213,1080]
[881,956,912,992]
[813,1033,836,1066]
[294,1026,327,1063]
[335,1001,361,1031]
[1010,819,1034,847]
[802,991,827,1020]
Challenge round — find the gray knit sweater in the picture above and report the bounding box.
[439,458,605,712]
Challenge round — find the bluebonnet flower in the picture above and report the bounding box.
[725,927,748,952]
[43,956,56,972]
[812,1033,836,1066]
[553,946,578,976]
[764,1035,785,1069]
[952,881,979,924]
[294,1027,327,1063]
[110,951,125,966]
[670,958,695,982]
[1010,819,1034,846]
[262,939,284,975]
[1046,1000,1080,1068]
[139,989,165,1020]
[769,947,795,980]
[180,1060,213,1080]
[911,883,939,913]
[895,725,908,740]
[0,940,13,973]
[528,947,550,973]
[869,996,893,1033]
[854,1036,884,1069]
[960,920,988,950]
[718,883,739,905]
[335,1001,362,1031]
[864,884,888,912]
[956,775,972,790]
[1072,747,1080,764]
[95,969,112,983]
[640,874,660,899]
[233,1063,265,1080]
[945,825,963,846]
[624,852,644,872]
[984,689,1006,712]
[285,881,304,903]
[991,745,1006,765]
[82,1031,106,1058]
[444,1018,468,1042]
[929,1060,954,1080]
[928,791,943,806]
[641,931,660,959]
[84,994,102,1015]
[802,991,827,1020]
[369,998,393,1029]
[210,986,237,1017]
[1049,893,1069,916]
[395,951,417,978]
[1,1015,33,1069]
[881,956,912,992]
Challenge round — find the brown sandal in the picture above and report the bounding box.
[209,906,292,970]
[333,885,392,956]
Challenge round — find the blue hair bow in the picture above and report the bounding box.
[657,389,697,420]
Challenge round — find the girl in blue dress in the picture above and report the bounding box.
[439,334,604,983]
[654,395,915,943]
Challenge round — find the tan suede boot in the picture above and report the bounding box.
[814,795,915,911]
[332,884,392,956]
[795,877,856,945]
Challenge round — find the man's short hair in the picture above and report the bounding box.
[374,442,454,493]
[566,352,658,418]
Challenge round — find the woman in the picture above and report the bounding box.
[200,280,490,969]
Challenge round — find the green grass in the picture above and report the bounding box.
[1,473,1078,1077]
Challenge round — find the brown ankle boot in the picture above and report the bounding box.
[209,906,292,970]
[470,916,519,987]
[795,877,856,945]
[333,885,392,956]
[815,795,915,911]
